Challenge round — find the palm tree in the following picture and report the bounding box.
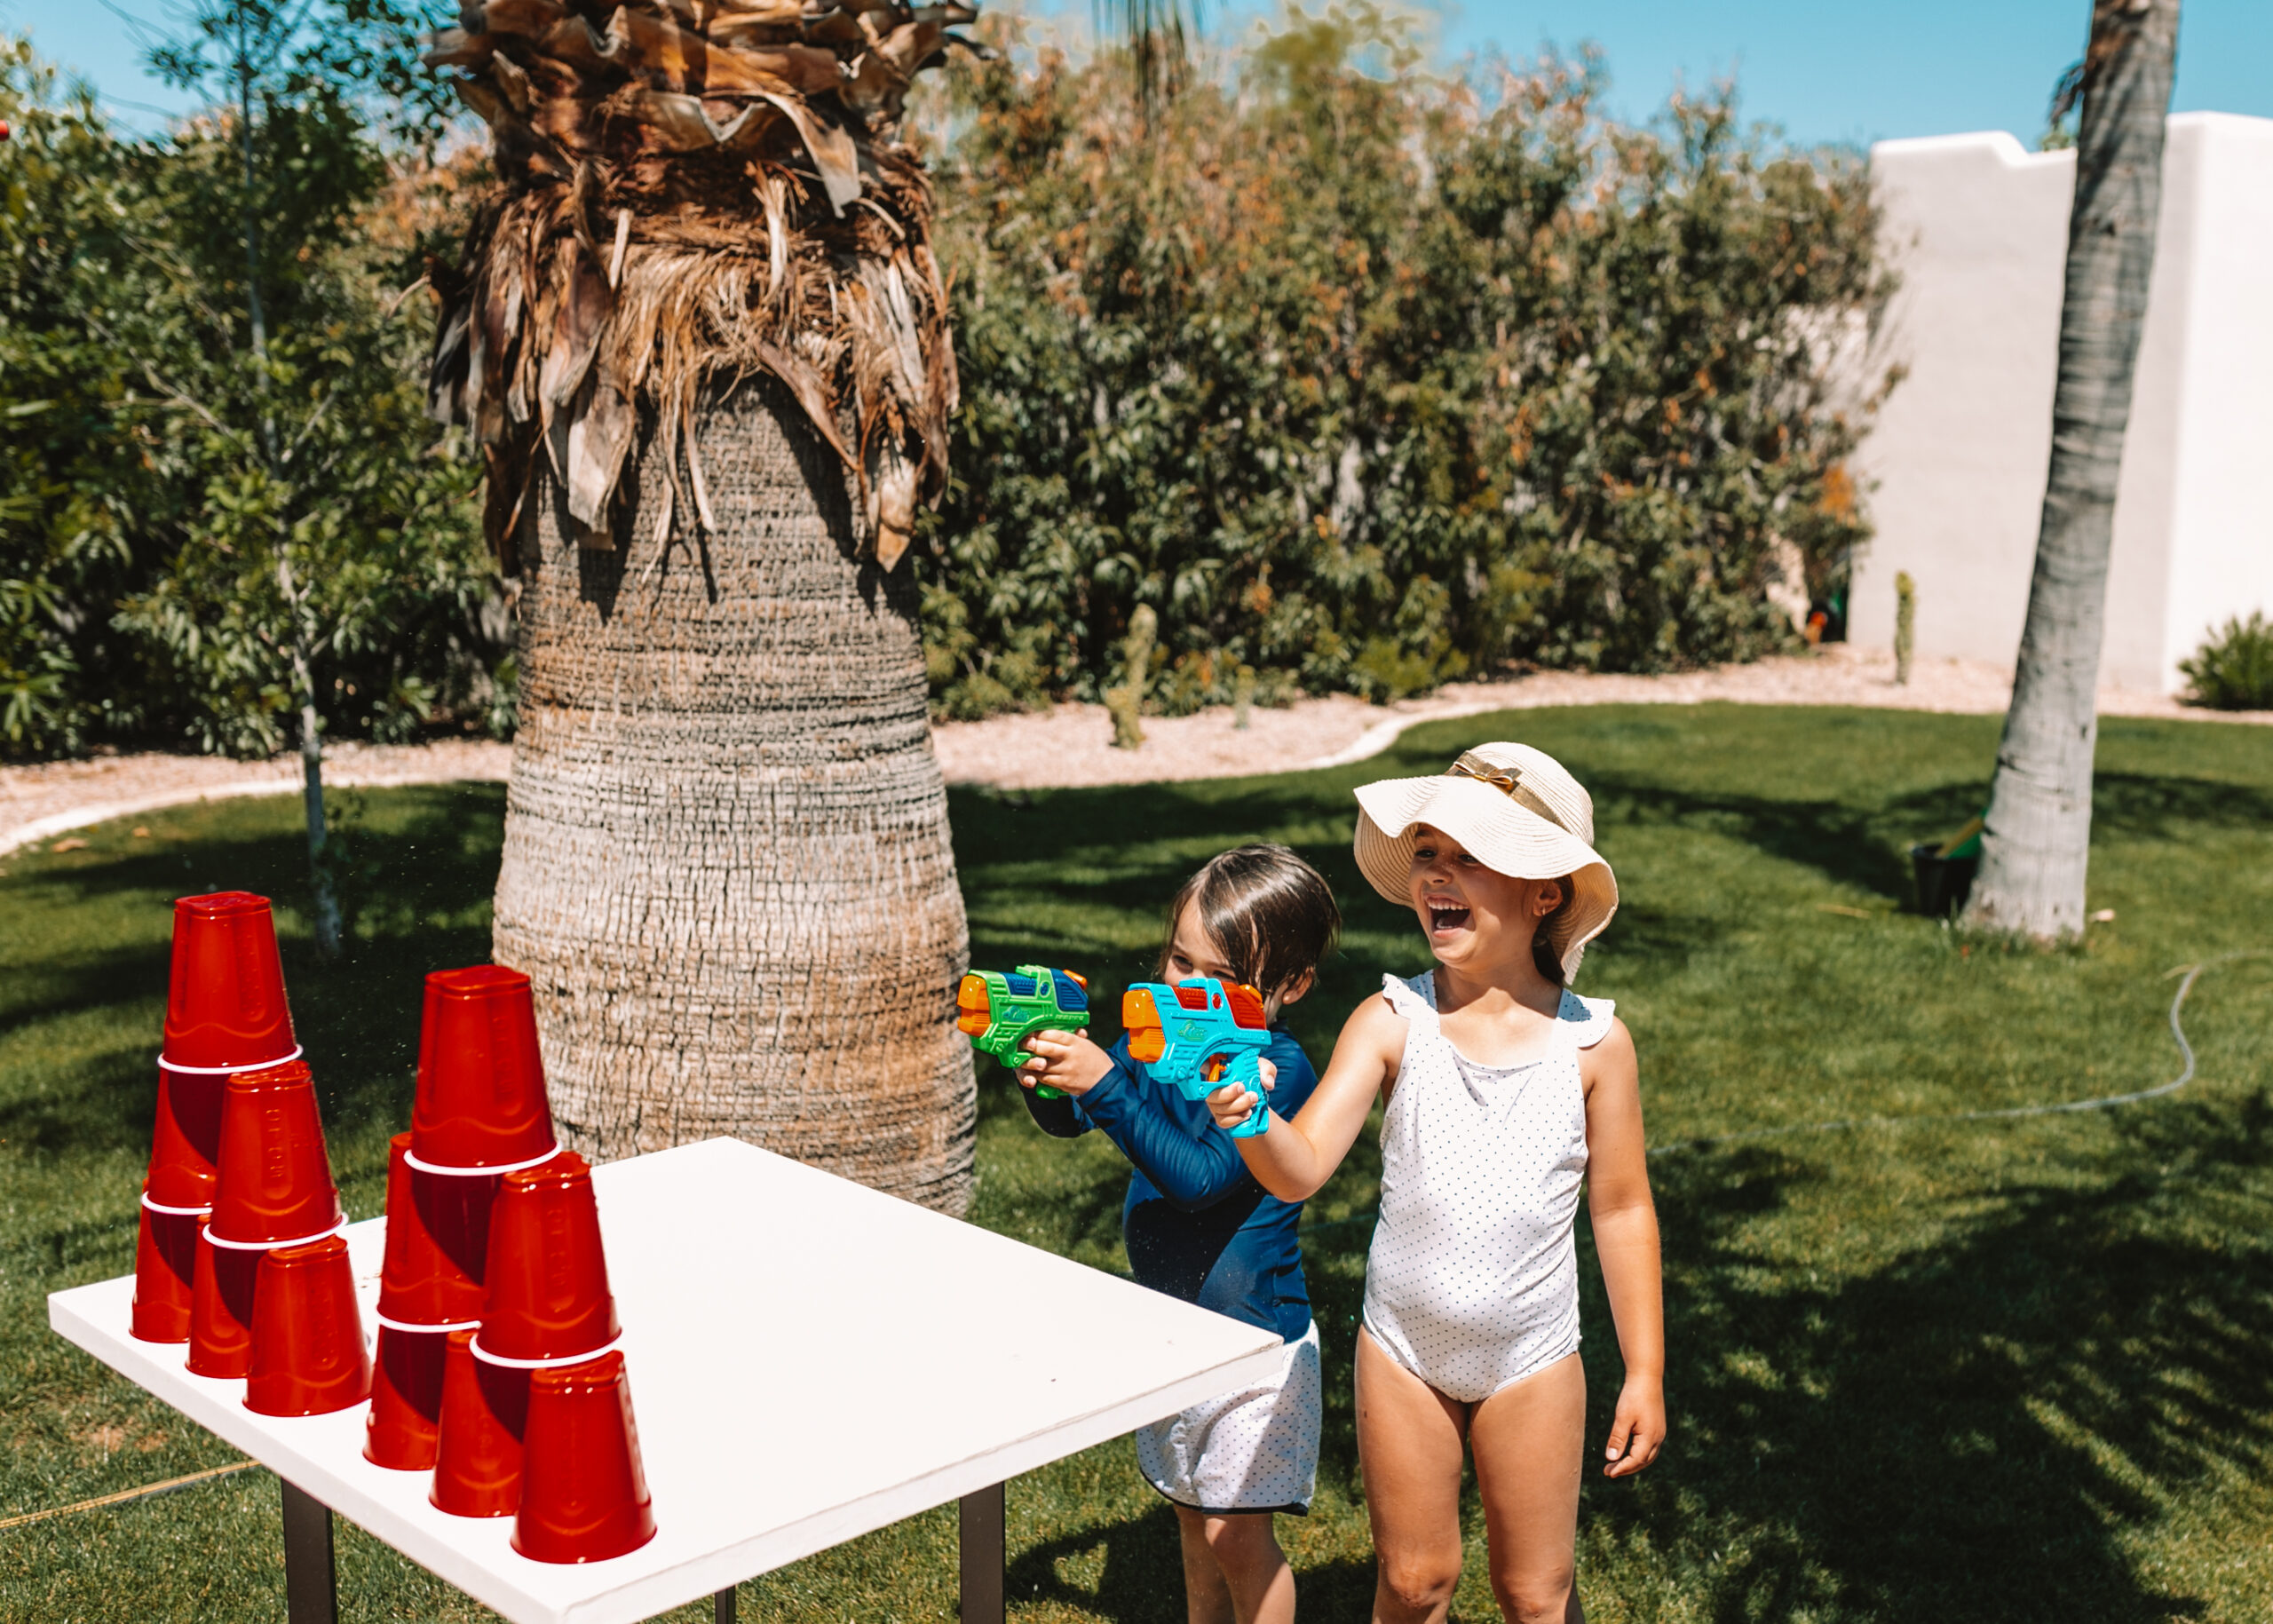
[1961,0,2180,942]
[425,0,982,1208]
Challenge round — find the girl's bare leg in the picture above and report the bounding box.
[1469,1351,1588,1624]
[1201,1510,1295,1624]
[1356,1329,1470,1624]
[1174,1504,1236,1624]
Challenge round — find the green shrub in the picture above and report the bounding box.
[0,36,505,761]
[2179,612,2273,711]
[914,7,1891,711]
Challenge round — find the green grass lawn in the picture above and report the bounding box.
[4,704,2270,1622]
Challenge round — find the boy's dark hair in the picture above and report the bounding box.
[1157,844,1340,1001]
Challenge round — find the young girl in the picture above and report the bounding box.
[1015,844,1340,1624]
[1207,744,1665,1624]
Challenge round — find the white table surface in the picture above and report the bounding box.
[49,1136,1283,1624]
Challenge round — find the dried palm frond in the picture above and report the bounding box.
[424,0,983,570]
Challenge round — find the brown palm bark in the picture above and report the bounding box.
[1962,0,2180,942]
[426,0,982,1208]
[495,379,974,1209]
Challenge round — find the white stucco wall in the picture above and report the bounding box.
[1849,114,2273,693]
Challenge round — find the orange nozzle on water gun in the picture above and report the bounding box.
[958,966,1090,1099]
[955,977,994,1037]
[1121,986,1166,1063]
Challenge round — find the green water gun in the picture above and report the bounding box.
[957,965,1091,1100]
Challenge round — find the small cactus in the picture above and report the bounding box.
[1107,605,1157,750]
[1894,571,1916,686]
[1233,664,1255,730]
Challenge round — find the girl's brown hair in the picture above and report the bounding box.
[1532,876,1575,986]
[1158,844,1341,1002]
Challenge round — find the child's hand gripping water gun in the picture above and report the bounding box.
[957,965,1090,1099]
[1121,977,1272,1137]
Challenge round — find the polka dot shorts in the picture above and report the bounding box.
[1136,1320,1320,1515]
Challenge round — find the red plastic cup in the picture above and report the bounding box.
[409,967,557,1171]
[162,892,297,1071]
[143,1065,227,1209]
[376,1133,495,1327]
[512,1351,657,1564]
[187,1227,261,1378]
[475,1153,619,1363]
[366,1325,451,1470]
[208,1060,343,1247]
[130,1200,202,1344]
[432,1329,530,1517]
[245,1234,372,1417]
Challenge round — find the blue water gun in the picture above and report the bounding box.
[1120,977,1272,1137]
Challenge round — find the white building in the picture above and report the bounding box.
[1848,113,2273,694]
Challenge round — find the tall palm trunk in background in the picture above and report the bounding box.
[1962,0,2179,942]
[427,0,981,1206]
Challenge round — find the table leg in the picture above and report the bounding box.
[715,1584,737,1623]
[959,1482,1005,1624]
[280,1477,338,1624]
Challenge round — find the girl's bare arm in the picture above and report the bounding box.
[1581,1018,1667,1477]
[1206,994,1405,1200]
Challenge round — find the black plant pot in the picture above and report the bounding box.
[1911,844,1979,918]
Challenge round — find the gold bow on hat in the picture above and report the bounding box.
[1446,756,1572,834]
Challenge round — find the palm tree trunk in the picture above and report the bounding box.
[494,378,976,1212]
[1961,0,2180,942]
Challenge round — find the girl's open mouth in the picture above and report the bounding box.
[1426,900,1472,933]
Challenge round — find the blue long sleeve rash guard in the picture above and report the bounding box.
[1023,1026,1318,1343]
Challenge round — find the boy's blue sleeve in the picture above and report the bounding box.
[1019,1081,1092,1138]
[1078,1033,1319,1213]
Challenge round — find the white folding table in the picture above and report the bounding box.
[48,1137,1282,1624]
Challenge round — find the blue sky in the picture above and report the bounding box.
[9,0,2269,147]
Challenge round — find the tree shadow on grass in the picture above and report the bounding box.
[1584,1091,2273,1622]
[0,785,505,1164]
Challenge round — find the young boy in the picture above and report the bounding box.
[1016,844,1339,1624]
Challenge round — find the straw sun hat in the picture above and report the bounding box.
[1352,742,1619,981]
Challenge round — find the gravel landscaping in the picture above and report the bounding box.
[6,645,2263,857]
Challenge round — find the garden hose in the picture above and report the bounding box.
[1642,951,2258,1158]
[1296,951,2261,1241]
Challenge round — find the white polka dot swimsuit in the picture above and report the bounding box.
[1361,970,1615,1404]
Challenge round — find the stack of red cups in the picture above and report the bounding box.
[132,892,298,1351]
[209,1057,368,1415]
[367,967,558,1475]
[400,968,654,1562]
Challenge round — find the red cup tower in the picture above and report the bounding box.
[138,891,302,1344]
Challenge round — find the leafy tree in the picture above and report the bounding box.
[127,0,477,955]
[0,24,497,956]
[918,7,1889,718]
[0,44,173,754]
